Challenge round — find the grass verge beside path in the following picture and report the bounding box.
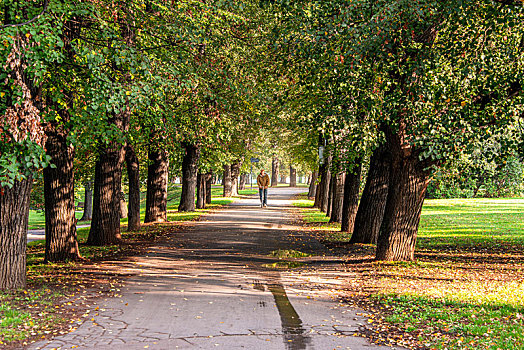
[3,190,240,349]
[292,194,524,350]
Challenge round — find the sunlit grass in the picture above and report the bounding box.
[293,195,524,349]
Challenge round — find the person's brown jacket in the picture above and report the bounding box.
[257,173,270,189]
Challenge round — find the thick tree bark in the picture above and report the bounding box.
[43,125,80,262]
[271,157,279,187]
[125,144,140,231]
[205,173,213,204]
[308,171,318,198]
[329,173,345,223]
[223,164,232,197]
[289,165,297,187]
[320,156,332,212]
[144,148,168,223]
[375,126,432,261]
[178,143,200,212]
[0,178,32,290]
[351,147,390,244]
[87,142,126,246]
[231,161,242,196]
[79,181,93,221]
[341,164,362,233]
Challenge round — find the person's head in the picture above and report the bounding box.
[260,169,265,175]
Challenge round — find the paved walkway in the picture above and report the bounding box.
[29,188,399,350]
[28,224,91,243]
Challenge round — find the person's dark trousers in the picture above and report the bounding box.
[259,188,268,206]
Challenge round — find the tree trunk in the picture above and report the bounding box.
[0,178,32,290]
[178,143,200,212]
[79,181,93,221]
[289,165,297,187]
[231,161,242,196]
[119,191,128,218]
[223,164,232,197]
[144,148,169,223]
[375,126,431,261]
[87,145,125,246]
[313,164,325,208]
[329,173,345,223]
[326,173,335,217]
[125,144,140,231]
[271,157,279,187]
[308,171,318,198]
[205,173,213,204]
[320,156,332,212]
[196,172,206,209]
[239,173,247,190]
[351,147,390,244]
[43,125,80,262]
[341,164,362,233]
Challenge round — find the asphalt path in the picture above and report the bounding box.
[29,187,401,350]
[27,224,91,243]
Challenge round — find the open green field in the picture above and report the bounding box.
[293,195,524,350]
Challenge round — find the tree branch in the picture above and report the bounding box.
[0,0,49,29]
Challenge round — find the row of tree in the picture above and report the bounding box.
[271,0,524,261]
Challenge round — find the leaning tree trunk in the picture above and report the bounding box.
[289,165,297,187]
[223,164,232,197]
[196,172,206,209]
[329,173,345,223]
[320,156,333,213]
[375,126,432,261]
[0,178,32,290]
[308,171,318,198]
[43,125,80,262]
[125,144,140,231]
[144,148,169,223]
[271,157,279,187]
[79,181,93,221]
[205,173,213,204]
[231,161,242,196]
[350,146,390,244]
[341,164,362,233]
[178,143,200,212]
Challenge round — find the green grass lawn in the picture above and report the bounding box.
[293,195,524,350]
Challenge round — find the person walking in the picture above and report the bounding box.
[257,169,270,207]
